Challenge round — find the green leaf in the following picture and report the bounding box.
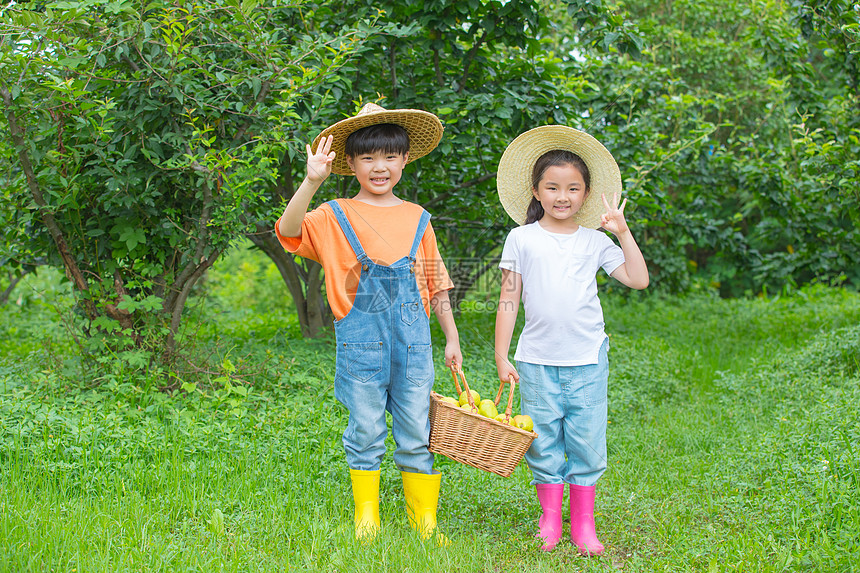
[118,227,146,251]
[58,56,87,69]
[208,508,225,536]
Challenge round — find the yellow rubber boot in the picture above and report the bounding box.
[401,471,449,545]
[349,469,380,540]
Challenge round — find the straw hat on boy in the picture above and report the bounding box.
[496,125,622,229]
[311,103,444,176]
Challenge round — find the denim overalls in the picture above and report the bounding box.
[328,200,436,475]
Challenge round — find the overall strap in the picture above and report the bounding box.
[408,210,431,261]
[326,200,368,262]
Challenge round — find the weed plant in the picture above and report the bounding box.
[1,250,859,571]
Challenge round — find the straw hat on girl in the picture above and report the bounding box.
[497,125,622,229]
[311,103,444,176]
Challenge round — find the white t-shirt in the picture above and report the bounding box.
[499,222,626,366]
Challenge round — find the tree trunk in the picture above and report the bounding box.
[254,150,331,338]
[304,261,329,337]
[448,258,498,317]
[164,248,224,357]
[1,273,24,305]
[2,84,98,320]
[247,223,331,338]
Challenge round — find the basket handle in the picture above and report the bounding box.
[494,375,517,421]
[450,364,517,420]
[449,363,477,409]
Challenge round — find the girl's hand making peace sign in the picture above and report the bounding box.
[306,134,336,184]
[600,192,630,236]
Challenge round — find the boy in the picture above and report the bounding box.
[276,103,461,542]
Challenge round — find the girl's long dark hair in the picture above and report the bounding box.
[524,150,591,225]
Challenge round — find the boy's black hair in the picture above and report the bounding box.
[525,149,591,225]
[344,123,410,158]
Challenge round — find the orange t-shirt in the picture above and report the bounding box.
[276,199,454,320]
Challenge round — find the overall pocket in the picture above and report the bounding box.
[339,341,383,383]
[400,301,422,326]
[405,343,433,386]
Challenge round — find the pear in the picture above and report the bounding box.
[477,399,498,419]
[513,414,534,432]
[457,389,480,407]
[459,402,478,414]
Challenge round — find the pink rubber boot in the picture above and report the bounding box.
[569,484,604,555]
[535,484,564,551]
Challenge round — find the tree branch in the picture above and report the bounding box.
[163,176,215,311]
[433,42,444,87]
[165,247,223,355]
[422,171,496,209]
[1,273,24,305]
[121,54,140,73]
[274,152,295,204]
[389,38,398,99]
[1,83,97,319]
[450,257,499,307]
[232,78,273,143]
[101,269,135,335]
[458,28,490,93]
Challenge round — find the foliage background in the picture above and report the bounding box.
[2,3,859,570]
[3,0,859,352]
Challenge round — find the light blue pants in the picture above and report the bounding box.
[517,338,609,486]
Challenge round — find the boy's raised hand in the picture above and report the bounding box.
[600,192,630,236]
[306,134,335,184]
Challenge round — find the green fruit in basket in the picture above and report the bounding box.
[458,389,480,407]
[478,399,498,419]
[459,402,478,414]
[513,414,534,432]
[494,413,513,425]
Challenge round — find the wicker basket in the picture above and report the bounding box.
[428,365,537,477]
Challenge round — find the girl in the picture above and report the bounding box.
[494,126,649,555]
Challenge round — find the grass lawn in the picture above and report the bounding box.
[1,253,859,572]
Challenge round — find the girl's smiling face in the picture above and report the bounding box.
[533,164,588,227]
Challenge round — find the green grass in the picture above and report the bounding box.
[1,250,859,572]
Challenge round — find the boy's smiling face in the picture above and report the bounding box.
[347,150,409,203]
